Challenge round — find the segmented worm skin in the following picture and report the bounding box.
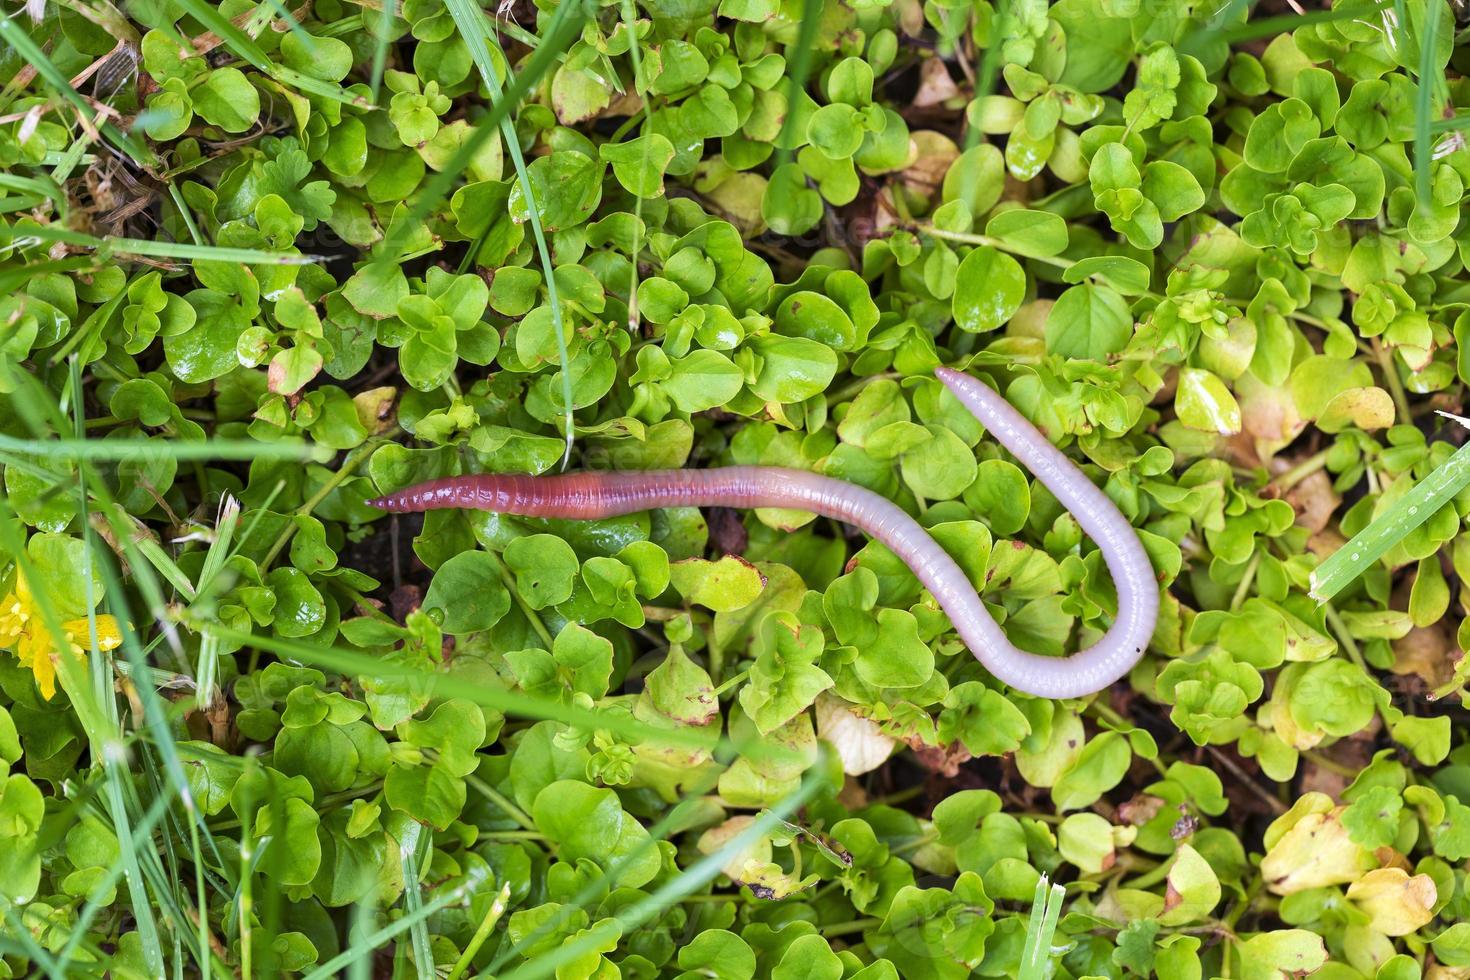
[369,367,1159,698]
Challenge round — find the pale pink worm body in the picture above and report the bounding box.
[369,368,1158,698]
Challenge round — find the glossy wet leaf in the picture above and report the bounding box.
[951,246,1025,333]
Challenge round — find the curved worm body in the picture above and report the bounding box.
[369,368,1158,698]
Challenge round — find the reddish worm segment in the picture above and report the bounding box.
[369,367,1158,698]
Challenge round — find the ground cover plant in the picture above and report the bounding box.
[1,0,1470,975]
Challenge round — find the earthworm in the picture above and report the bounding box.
[369,367,1158,698]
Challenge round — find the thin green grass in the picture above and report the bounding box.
[47,289,128,365]
[497,18,622,93]
[1018,875,1067,980]
[0,173,67,214]
[0,11,156,167]
[192,497,240,705]
[0,378,180,976]
[0,906,67,978]
[774,0,823,165]
[445,882,511,980]
[618,0,650,329]
[499,761,824,980]
[197,620,770,757]
[1410,0,1447,206]
[0,497,168,976]
[1411,0,1434,202]
[66,369,231,977]
[55,790,175,966]
[376,0,584,257]
[0,257,99,293]
[0,364,251,975]
[0,433,309,461]
[444,0,581,467]
[257,0,320,52]
[369,0,397,103]
[301,873,486,980]
[7,223,323,264]
[1181,0,1394,55]
[163,0,366,106]
[1310,412,1470,601]
[399,822,436,980]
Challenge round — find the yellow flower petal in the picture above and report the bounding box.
[64,616,123,652]
[0,591,26,646]
[0,571,122,700]
[30,649,57,700]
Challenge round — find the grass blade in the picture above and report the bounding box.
[0,11,156,166]
[1310,413,1470,601]
[1182,0,1393,54]
[443,0,581,467]
[198,621,716,749]
[774,0,822,164]
[0,435,310,461]
[370,0,397,102]
[301,870,487,980]
[7,223,322,264]
[1018,874,1067,980]
[498,760,825,980]
[164,0,364,106]
[0,497,166,975]
[0,258,100,292]
[0,907,67,978]
[399,822,436,980]
[370,0,585,265]
[1412,0,1441,206]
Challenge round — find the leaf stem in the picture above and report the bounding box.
[820,918,881,938]
[711,668,749,698]
[482,547,556,649]
[260,432,396,571]
[1229,551,1262,612]
[1322,601,1366,670]
[1272,449,1332,492]
[1370,338,1412,425]
[465,772,539,832]
[477,830,549,841]
[913,224,1074,270]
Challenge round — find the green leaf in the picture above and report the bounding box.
[745,335,838,403]
[738,612,833,734]
[600,134,676,197]
[807,103,864,159]
[1044,284,1133,360]
[678,930,757,980]
[1175,368,1242,435]
[503,534,579,609]
[762,164,823,235]
[952,246,1025,333]
[1235,930,1327,980]
[1159,845,1221,925]
[1052,732,1131,811]
[670,555,766,612]
[423,551,512,634]
[191,67,261,133]
[532,780,662,888]
[507,151,604,232]
[984,210,1069,258]
[664,350,745,413]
